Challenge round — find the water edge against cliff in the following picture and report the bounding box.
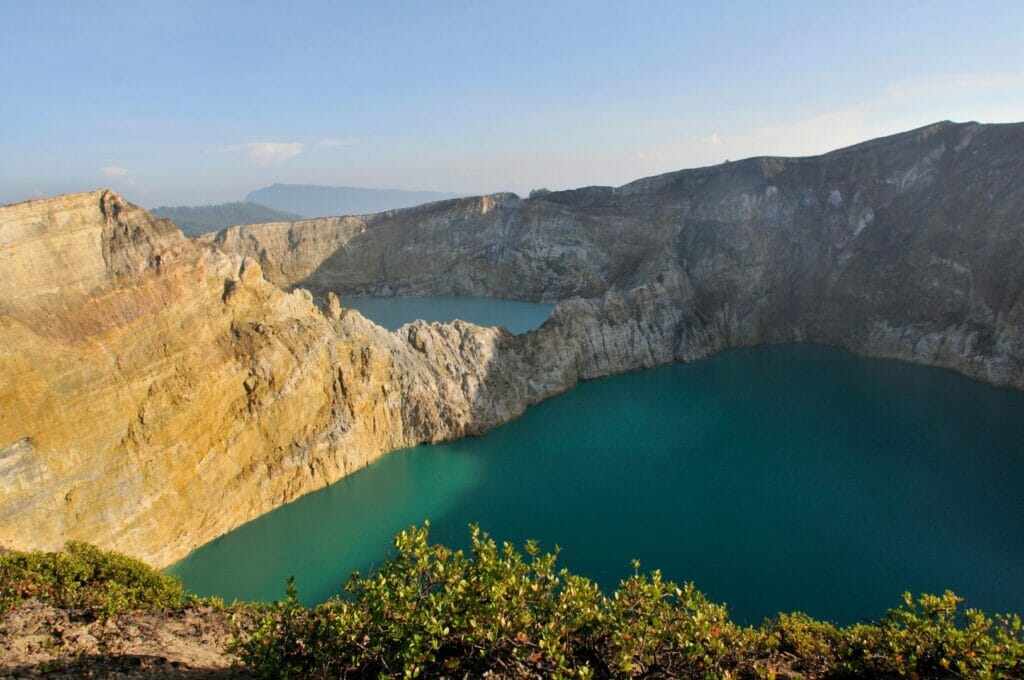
[168,344,1024,625]
[338,296,552,333]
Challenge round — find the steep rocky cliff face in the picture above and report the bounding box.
[213,121,1024,388]
[2,121,1022,567]
[0,192,537,566]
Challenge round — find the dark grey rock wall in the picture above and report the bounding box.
[217,121,1024,388]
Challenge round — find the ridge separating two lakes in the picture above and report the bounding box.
[168,296,1024,626]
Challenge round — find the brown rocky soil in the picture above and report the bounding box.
[0,600,256,678]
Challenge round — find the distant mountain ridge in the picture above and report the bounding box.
[151,202,300,236]
[245,183,462,218]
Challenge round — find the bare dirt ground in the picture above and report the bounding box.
[0,600,257,678]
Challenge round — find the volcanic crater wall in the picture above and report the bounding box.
[1,121,1022,567]
[212,121,1024,387]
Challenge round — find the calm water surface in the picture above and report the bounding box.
[339,295,552,333]
[169,344,1024,624]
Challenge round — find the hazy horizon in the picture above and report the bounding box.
[3,121,1000,212]
[3,1,1023,207]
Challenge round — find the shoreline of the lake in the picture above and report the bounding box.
[169,343,1024,625]
[337,295,553,334]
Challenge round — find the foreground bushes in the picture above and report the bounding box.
[2,532,1021,677]
[0,541,186,618]
[237,524,1024,679]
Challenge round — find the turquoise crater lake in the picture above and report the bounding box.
[338,295,553,333]
[169,339,1024,625]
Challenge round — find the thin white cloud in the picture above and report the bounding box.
[244,141,303,165]
[101,165,128,177]
[317,137,358,148]
[703,133,722,146]
[885,73,1024,100]
[217,141,303,166]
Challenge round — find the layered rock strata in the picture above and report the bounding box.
[0,192,532,566]
[2,121,1022,567]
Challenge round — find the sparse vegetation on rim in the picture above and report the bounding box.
[0,541,187,619]
[234,524,1024,679]
[2,528,1023,677]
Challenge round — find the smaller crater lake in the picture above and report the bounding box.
[169,309,1024,624]
[338,295,553,333]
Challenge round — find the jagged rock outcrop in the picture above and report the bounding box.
[2,121,1023,567]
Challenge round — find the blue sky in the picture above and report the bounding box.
[2,0,1023,207]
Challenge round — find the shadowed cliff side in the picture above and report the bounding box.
[214,121,1024,388]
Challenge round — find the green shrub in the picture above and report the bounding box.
[4,531,1021,678]
[840,591,1024,678]
[0,541,185,617]
[237,524,620,678]
[236,523,1024,679]
[763,611,843,676]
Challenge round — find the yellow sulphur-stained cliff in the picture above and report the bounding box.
[0,191,538,567]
